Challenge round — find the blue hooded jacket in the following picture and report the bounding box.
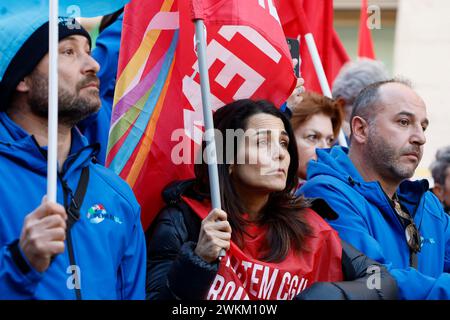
[299,146,450,300]
[0,112,146,299]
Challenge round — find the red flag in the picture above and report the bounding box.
[358,0,376,59]
[275,0,350,93]
[107,0,296,230]
[332,29,350,82]
[189,0,296,107]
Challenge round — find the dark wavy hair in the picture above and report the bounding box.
[194,99,311,262]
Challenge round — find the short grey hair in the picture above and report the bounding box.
[332,58,390,112]
[430,146,450,185]
[349,78,413,138]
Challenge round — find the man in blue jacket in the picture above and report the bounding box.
[0,18,146,299]
[300,79,450,299]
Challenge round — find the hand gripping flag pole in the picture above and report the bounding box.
[193,19,226,260]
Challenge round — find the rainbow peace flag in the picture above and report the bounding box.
[106,0,190,230]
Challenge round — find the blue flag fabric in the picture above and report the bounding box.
[0,0,130,81]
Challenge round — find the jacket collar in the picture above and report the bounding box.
[0,111,98,175]
[309,146,430,206]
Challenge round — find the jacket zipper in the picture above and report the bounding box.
[31,136,95,300]
[374,182,405,231]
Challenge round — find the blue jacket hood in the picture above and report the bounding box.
[301,146,450,299]
[0,111,146,300]
[0,112,98,175]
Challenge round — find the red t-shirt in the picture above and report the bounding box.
[182,196,343,300]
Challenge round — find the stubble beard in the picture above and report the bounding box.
[365,125,419,183]
[27,72,100,127]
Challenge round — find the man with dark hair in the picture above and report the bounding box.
[0,18,146,299]
[300,79,450,299]
[430,146,450,214]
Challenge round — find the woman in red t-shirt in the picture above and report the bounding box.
[146,99,397,300]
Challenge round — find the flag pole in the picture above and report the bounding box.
[48,0,59,203]
[194,19,226,258]
[303,34,347,146]
[294,3,348,147]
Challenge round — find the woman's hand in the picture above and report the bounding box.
[286,77,305,110]
[194,208,232,263]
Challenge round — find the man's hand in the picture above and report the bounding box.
[19,197,67,273]
[195,208,232,263]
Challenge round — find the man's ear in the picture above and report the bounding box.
[351,116,369,144]
[15,77,31,93]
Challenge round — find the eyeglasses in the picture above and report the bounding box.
[393,198,421,254]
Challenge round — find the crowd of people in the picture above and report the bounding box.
[0,11,449,300]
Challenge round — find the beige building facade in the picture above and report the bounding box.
[394,0,450,181]
[335,0,449,183]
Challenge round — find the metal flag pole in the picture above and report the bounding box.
[194,19,226,259]
[302,34,347,147]
[48,0,59,202]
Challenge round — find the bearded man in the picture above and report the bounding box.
[299,79,450,300]
[0,18,145,299]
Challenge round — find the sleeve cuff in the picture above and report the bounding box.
[9,240,32,275]
[167,242,219,299]
[2,240,43,295]
[8,239,42,280]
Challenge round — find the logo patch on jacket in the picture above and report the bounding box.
[86,204,122,225]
